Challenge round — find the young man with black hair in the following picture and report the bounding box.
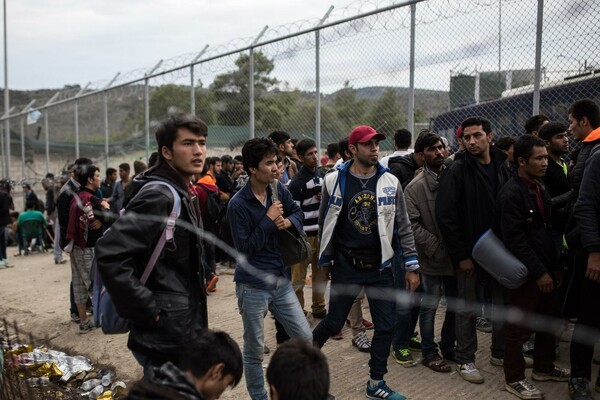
[403,131,457,373]
[288,139,329,322]
[268,130,298,184]
[496,136,517,168]
[101,167,117,200]
[127,330,243,400]
[566,99,600,400]
[380,128,413,169]
[56,157,93,320]
[436,116,511,384]
[387,131,423,189]
[319,142,341,175]
[66,164,112,333]
[524,115,549,136]
[227,137,311,400]
[266,338,330,400]
[314,125,420,400]
[17,199,48,255]
[109,162,131,212]
[96,113,208,375]
[538,122,572,257]
[494,135,570,399]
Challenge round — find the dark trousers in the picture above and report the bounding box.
[313,253,396,380]
[504,279,560,383]
[392,267,421,349]
[570,251,600,381]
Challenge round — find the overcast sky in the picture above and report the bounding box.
[3,0,356,90]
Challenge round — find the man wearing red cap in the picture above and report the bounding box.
[313,125,420,400]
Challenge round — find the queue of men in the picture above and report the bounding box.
[5,96,600,400]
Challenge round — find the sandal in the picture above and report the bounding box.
[422,354,451,373]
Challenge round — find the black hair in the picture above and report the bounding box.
[568,99,600,129]
[106,167,117,177]
[179,330,243,388]
[242,138,278,175]
[133,160,147,175]
[538,122,568,141]
[513,135,547,164]
[76,164,99,187]
[295,139,316,157]
[148,151,159,168]
[233,155,243,163]
[461,116,492,134]
[155,113,208,162]
[338,138,350,161]
[25,199,37,210]
[524,115,549,134]
[495,136,516,152]
[221,154,233,164]
[394,129,412,149]
[268,131,291,146]
[45,173,55,179]
[414,130,443,153]
[118,163,130,172]
[207,156,219,167]
[326,143,339,159]
[22,184,31,190]
[266,338,329,400]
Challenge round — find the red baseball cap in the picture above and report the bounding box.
[349,125,386,145]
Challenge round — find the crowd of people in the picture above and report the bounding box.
[0,98,599,400]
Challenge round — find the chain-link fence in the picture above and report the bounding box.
[1,0,599,186]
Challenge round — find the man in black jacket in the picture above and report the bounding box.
[566,99,600,400]
[436,117,511,384]
[96,113,208,376]
[495,135,570,400]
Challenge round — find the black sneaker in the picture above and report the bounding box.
[409,333,421,352]
[391,347,416,367]
[476,317,492,333]
[505,379,543,399]
[531,366,570,382]
[568,377,593,400]
[71,313,81,323]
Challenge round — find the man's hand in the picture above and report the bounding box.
[536,273,554,293]
[458,258,475,275]
[100,200,110,209]
[405,271,420,293]
[274,217,292,231]
[267,201,284,221]
[89,219,103,230]
[586,252,600,283]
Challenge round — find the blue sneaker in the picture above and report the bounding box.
[366,380,406,400]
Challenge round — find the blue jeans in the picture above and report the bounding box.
[236,279,312,400]
[419,273,457,360]
[313,252,396,380]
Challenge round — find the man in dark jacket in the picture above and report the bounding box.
[494,135,570,400]
[0,180,14,267]
[127,330,243,400]
[566,99,600,400]
[436,116,511,384]
[388,152,422,189]
[96,113,208,376]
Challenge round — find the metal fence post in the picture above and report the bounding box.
[103,73,120,170]
[43,91,60,174]
[19,116,24,179]
[2,106,14,179]
[249,26,268,139]
[144,60,163,163]
[315,6,334,158]
[408,3,416,135]
[190,45,209,116]
[74,99,80,160]
[532,0,544,115]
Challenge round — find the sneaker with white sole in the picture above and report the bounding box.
[79,319,95,334]
[352,331,371,353]
[505,379,544,399]
[531,366,570,382]
[366,380,406,400]
[457,363,484,384]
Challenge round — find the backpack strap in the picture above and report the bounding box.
[137,181,182,284]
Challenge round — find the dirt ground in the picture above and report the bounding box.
[0,249,597,399]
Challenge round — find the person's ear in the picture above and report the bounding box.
[249,166,257,176]
[161,145,173,162]
[210,363,225,381]
[518,156,526,167]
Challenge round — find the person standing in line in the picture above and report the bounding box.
[0,180,14,267]
[109,162,131,212]
[313,125,420,400]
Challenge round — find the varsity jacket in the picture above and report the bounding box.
[318,160,419,271]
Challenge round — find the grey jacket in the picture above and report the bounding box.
[404,168,454,276]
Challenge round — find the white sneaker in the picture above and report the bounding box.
[457,363,484,384]
[351,331,371,352]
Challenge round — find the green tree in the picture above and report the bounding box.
[281,98,344,138]
[334,81,368,132]
[211,52,281,127]
[148,84,215,124]
[366,88,405,137]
